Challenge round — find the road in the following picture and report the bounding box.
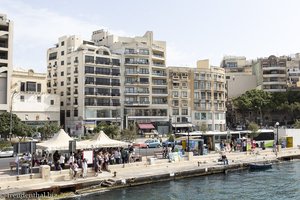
[134,147,163,156]
[0,157,14,170]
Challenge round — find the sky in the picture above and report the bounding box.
[2,0,300,72]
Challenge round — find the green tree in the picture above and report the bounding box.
[38,122,60,140]
[0,112,23,140]
[293,119,300,129]
[14,123,34,142]
[121,122,137,142]
[94,122,120,139]
[233,89,272,125]
[248,122,259,140]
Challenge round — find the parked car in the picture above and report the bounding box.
[0,147,14,157]
[144,139,161,148]
[162,140,176,147]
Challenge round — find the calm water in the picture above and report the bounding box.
[74,161,300,200]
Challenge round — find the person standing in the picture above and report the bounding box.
[72,161,79,180]
[59,154,65,170]
[82,159,88,178]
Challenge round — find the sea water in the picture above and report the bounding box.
[72,160,300,200]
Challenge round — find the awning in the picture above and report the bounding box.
[172,123,193,128]
[138,123,155,129]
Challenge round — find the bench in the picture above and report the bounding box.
[9,162,17,171]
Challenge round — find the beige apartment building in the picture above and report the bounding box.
[93,30,169,135]
[11,69,60,127]
[168,60,227,132]
[168,67,192,133]
[47,35,122,136]
[0,14,13,113]
[260,55,287,92]
[192,60,227,131]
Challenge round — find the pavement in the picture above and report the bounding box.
[0,147,298,198]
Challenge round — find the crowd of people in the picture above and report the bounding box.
[14,145,140,179]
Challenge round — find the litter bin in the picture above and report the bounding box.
[147,158,155,165]
[21,163,30,174]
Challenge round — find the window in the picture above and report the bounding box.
[61,61,64,65]
[61,71,64,76]
[26,82,36,92]
[20,95,25,102]
[61,81,64,86]
[182,109,188,115]
[50,100,54,105]
[85,66,94,74]
[60,101,64,106]
[37,83,41,92]
[61,91,64,96]
[61,41,65,46]
[66,110,70,117]
[61,51,64,56]
[195,112,200,120]
[20,82,25,92]
[74,109,78,117]
[201,113,207,120]
[182,91,187,98]
[37,96,41,102]
[172,109,179,115]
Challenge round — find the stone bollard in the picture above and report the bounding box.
[40,165,51,181]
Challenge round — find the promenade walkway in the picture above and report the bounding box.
[0,147,298,198]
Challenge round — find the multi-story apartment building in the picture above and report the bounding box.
[192,60,227,131]
[287,53,300,89]
[0,14,13,113]
[220,56,251,73]
[47,35,122,136]
[168,67,192,133]
[92,30,169,135]
[261,55,287,92]
[11,69,60,127]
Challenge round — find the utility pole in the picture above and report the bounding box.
[9,90,17,141]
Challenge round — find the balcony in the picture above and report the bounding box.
[152,63,165,67]
[74,70,78,74]
[74,81,78,84]
[74,90,78,95]
[111,92,120,96]
[124,101,150,106]
[111,82,121,86]
[125,61,149,66]
[152,72,167,77]
[125,90,149,94]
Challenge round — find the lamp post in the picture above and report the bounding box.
[275,122,279,146]
[9,90,17,141]
[187,127,190,152]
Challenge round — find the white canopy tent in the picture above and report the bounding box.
[36,129,84,151]
[80,131,129,149]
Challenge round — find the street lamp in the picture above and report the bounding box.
[275,122,279,145]
[187,127,190,152]
[9,90,17,141]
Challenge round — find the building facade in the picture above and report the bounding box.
[93,30,169,135]
[11,69,60,127]
[261,55,287,92]
[0,14,13,113]
[168,67,192,133]
[47,35,122,136]
[192,60,227,131]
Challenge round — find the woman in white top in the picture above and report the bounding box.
[59,154,65,170]
[82,159,88,178]
[72,161,79,180]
